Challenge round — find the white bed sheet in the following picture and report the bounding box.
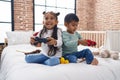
[0,44,120,80]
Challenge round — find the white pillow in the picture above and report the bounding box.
[6,31,33,45]
[104,30,120,52]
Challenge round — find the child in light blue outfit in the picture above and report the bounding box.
[62,13,98,65]
[25,11,62,66]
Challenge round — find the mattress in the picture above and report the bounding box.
[0,44,120,80]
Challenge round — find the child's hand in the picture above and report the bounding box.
[78,39,88,46]
[47,37,57,45]
[30,37,41,47]
[30,37,36,45]
[35,43,41,47]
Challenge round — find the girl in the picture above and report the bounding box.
[25,11,62,66]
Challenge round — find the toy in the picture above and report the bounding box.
[93,49,119,60]
[31,36,48,46]
[32,32,49,45]
[86,39,96,46]
[33,32,48,43]
[34,37,48,44]
[60,57,69,64]
[100,50,119,60]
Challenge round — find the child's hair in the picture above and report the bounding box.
[64,13,79,23]
[39,11,60,56]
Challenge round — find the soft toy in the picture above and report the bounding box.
[60,57,69,64]
[100,50,119,60]
[93,49,119,60]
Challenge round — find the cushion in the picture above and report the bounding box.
[104,30,120,52]
[6,31,33,45]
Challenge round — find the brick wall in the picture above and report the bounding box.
[13,0,120,31]
[76,0,120,31]
[14,0,33,31]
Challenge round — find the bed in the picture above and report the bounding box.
[0,31,120,80]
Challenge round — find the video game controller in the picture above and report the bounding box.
[35,37,48,43]
[33,37,48,45]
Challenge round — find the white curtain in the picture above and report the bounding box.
[104,30,120,52]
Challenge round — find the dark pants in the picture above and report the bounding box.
[63,49,94,64]
[25,54,60,66]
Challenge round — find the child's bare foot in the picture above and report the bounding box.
[91,58,98,65]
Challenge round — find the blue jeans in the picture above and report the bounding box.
[63,49,94,64]
[25,54,60,66]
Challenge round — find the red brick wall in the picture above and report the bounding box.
[14,0,33,31]
[76,0,96,30]
[76,0,120,31]
[13,0,120,31]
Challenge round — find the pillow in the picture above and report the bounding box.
[6,31,33,45]
[104,30,120,52]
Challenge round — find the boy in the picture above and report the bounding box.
[62,13,98,65]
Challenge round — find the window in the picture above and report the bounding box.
[0,0,13,44]
[34,0,76,31]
